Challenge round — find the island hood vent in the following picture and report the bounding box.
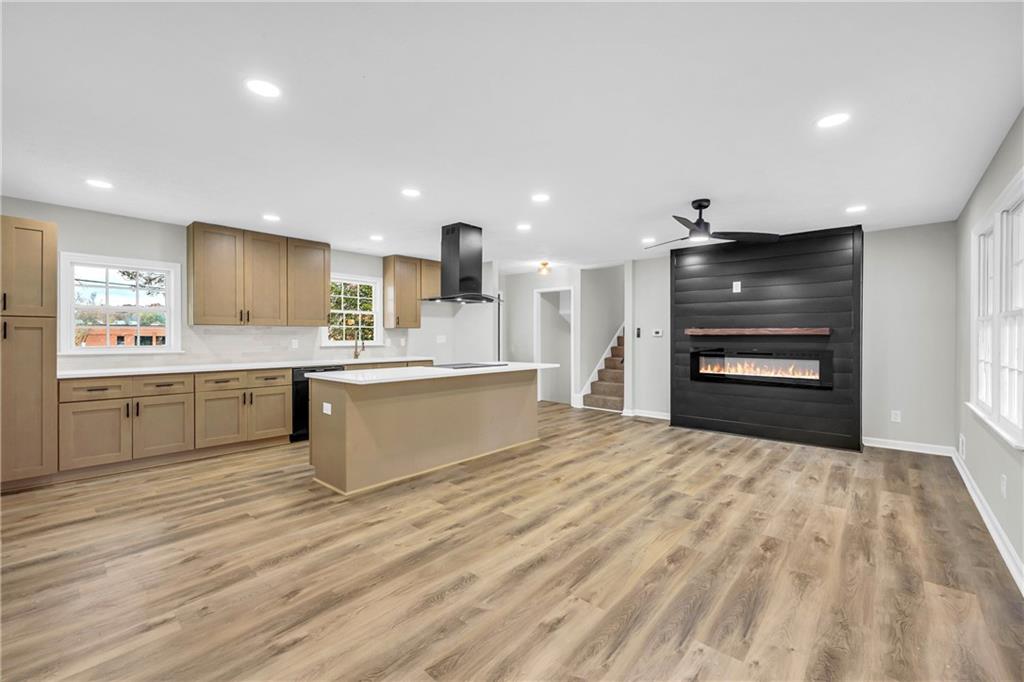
[426,222,496,303]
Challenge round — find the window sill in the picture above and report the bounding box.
[320,343,385,349]
[59,349,186,357]
[965,401,1024,450]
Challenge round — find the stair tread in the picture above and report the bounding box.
[583,393,623,411]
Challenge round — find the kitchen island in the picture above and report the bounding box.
[308,362,557,495]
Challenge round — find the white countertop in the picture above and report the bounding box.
[307,362,558,385]
[56,356,435,379]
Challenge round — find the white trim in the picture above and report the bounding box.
[965,401,1024,450]
[951,452,1024,597]
[532,287,577,405]
[862,437,957,458]
[622,409,670,421]
[321,273,385,348]
[59,251,182,354]
[580,325,623,397]
[623,260,635,415]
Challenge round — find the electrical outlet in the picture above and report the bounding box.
[384,337,391,347]
[436,335,447,344]
[890,410,902,423]
[400,337,406,347]
[732,281,742,293]
[322,402,332,416]
[1001,474,1008,499]
[959,433,966,460]
[290,338,299,350]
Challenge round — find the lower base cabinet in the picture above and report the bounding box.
[133,394,195,459]
[248,386,292,440]
[59,398,132,470]
[195,389,247,449]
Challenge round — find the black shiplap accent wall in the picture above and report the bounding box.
[670,226,863,450]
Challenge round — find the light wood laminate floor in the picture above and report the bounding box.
[2,403,1022,681]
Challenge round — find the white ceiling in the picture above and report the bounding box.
[3,2,1022,271]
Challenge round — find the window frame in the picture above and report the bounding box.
[59,252,182,355]
[320,273,384,347]
[969,167,1024,447]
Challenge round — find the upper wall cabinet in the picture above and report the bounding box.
[420,258,441,300]
[188,222,245,325]
[383,255,421,329]
[287,238,330,326]
[1,216,58,317]
[188,223,330,327]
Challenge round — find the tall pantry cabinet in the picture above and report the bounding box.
[1,216,59,481]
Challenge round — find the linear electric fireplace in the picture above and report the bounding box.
[690,348,834,389]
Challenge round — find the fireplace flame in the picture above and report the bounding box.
[699,358,820,380]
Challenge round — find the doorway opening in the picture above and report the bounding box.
[533,288,573,403]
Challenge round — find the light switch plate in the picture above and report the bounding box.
[436,335,447,344]
[890,410,901,423]
[322,402,332,415]
[732,281,742,293]
[652,329,664,337]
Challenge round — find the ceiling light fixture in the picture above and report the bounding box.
[845,204,867,214]
[401,188,421,198]
[689,233,710,243]
[531,193,550,203]
[85,178,113,189]
[816,112,850,128]
[370,235,384,241]
[517,223,532,232]
[262,213,281,222]
[245,79,281,98]
[641,237,655,244]
[538,261,551,275]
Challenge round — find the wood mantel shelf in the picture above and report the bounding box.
[684,327,832,336]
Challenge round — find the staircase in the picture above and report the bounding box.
[583,334,624,412]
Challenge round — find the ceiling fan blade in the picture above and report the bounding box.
[644,236,689,250]
[711,231,781,243]
[672,215,698,231]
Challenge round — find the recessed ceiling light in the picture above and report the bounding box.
[370,235,384,241]
[85,178,113,189]
[531,193,550,203]
[245,79,281,98]
[262,213,281,222]
[517,223,532,232]
[641,237,655,244]
[816,112,850,128]
[401,188,421,198]
[845,204,867,214]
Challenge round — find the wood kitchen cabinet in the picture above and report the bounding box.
[195,389,248,449]
[247,386,292,440]
[244,231,289,326]
[1,316,58,481]
[420,258,441,300]
[1,216,58,318]
[195,372,292,448]
[133,394,195,459]
[58,398,133,470]
[188,222,246,325]
[383,255,421,329]
[287,238,331,326]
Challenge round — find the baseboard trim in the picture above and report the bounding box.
[622,409,670,421]
[862,437,957,458]
[948,454,1024,597]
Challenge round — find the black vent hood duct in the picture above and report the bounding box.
[425,222,496,303]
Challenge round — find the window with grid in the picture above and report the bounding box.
[60,253,180,353]
[322,275,382,345]
[999,201,1024,427]
[978,231,995,406]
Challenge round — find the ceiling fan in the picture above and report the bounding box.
[645,198,781,249]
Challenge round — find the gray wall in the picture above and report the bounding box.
[537,291,571,403]
[631,256,671,417]
[954,109,1024,559]
[579,265,624,393]
[500,268,575,363]
[863,222,957,446]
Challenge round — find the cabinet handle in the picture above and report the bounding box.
[246,310,250,323]
[126,402,130,418]
[154,383,174,388]
[242,391,247,405]
[2,321,6,340]
[2,292,6,311]
[136,401,140,417]
[240,309,244,322]
[212,379,231,384]
[86,387,109,392]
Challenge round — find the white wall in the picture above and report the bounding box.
[629,256,671,418]
[537,291,571,403]
[954,109,1024,563]
[863,222,958,447]
[579,265,624,393]
[0,196,498,370]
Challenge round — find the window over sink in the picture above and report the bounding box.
[321,274,383,346]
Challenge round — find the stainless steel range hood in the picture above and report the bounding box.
[423,222,496,303]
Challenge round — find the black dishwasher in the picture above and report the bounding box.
[291,365,346,442]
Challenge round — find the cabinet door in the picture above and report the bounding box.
[195,389,247,448]
[133,394,195,459]
[1,316,57,481]
[420,259,441,300]
[1,216,58,317]
[384,255,421,329]
[287,238,330,326]
[244,231,288,326]
[188,222,245,325]
[247,386,293,440]
[58,398,132,470]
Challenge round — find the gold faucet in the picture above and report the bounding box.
[353,337,365,359]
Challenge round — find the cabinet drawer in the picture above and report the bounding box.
[405,360,433,367]
[132,373,194,397]
[246,368,290,387]
[195,371,247,392]
[59,377,133,403]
